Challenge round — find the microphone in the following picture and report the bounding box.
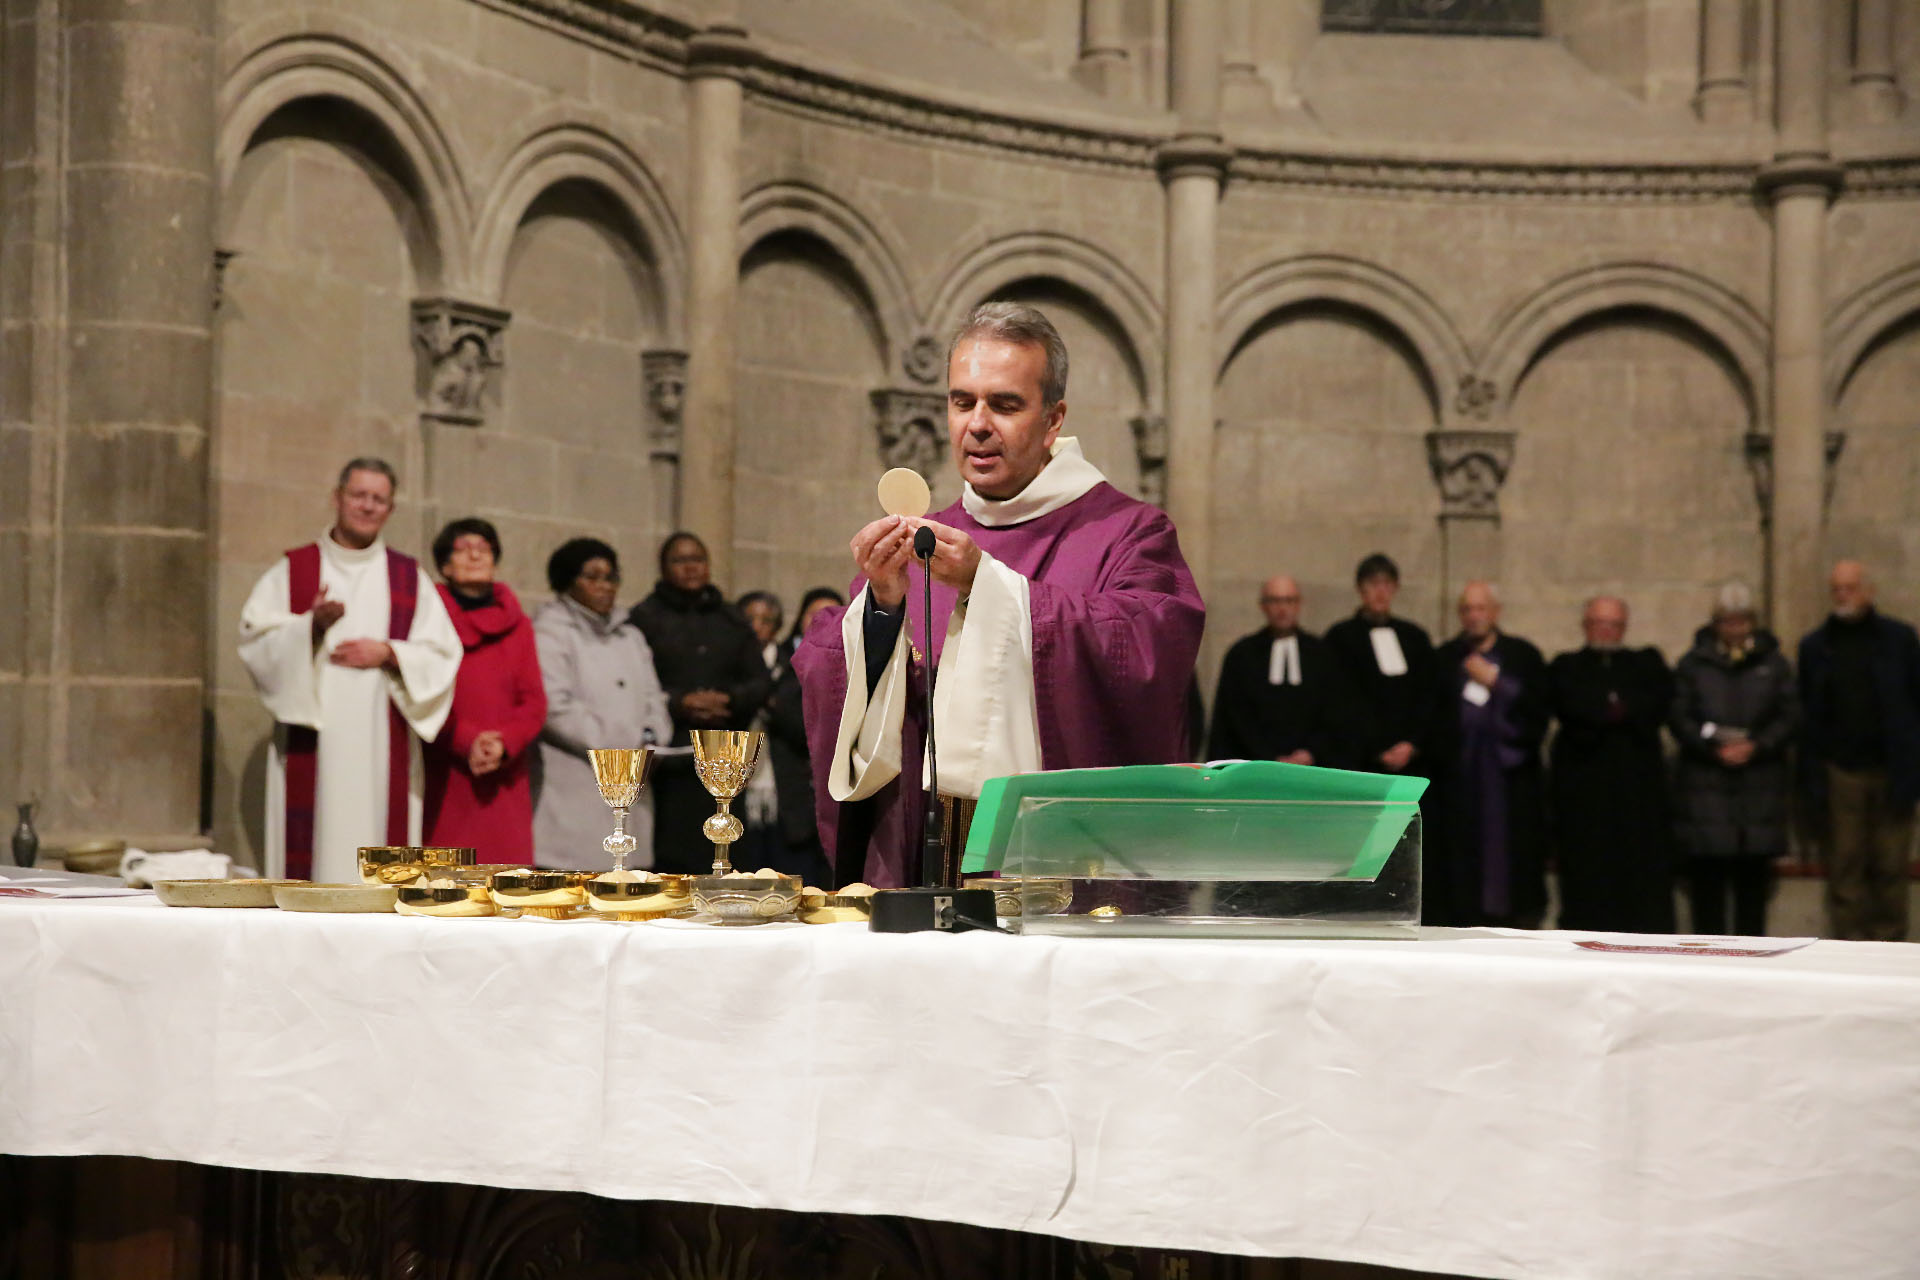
[913,525,935,559]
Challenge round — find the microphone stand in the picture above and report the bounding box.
[914,525,944,888]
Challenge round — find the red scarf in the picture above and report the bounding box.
[281,543,418,879]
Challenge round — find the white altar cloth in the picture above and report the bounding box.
[2,895,1917,1280]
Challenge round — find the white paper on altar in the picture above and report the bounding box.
[3,903,1919,1280]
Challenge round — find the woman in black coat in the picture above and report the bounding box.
[629,532,773,874]
[762,588,845,886]
[1670,584,1798,936]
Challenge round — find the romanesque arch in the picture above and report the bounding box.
[475,123,686,339]
[1214,255,1466,416]
[218,30,472,291]
[1826,261,1920,404]
[1480,262,1767,418]
[738,182,918,377]
[926,231,1163,406]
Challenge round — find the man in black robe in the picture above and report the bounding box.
[1548,596,1675,933]
[1425,581,1550,927]
[1208,575,1351,766]
[1325,553,1436,778]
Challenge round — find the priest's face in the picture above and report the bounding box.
[1357,573,1397,618]
[334,468,394,547]
[1260,577,1302,636]
[1457,582,1500,640]
[947,338,1065,500]
[1582,597,1627,650]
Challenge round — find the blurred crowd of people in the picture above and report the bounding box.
[1210,554,1920,940]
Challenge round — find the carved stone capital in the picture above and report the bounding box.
[1129,414,1168,507]
[871,388,947,483]
[643,349,687,459]
[1756,156,1845,203]
[686,24,758,79]
[1743,430,1846,516]
[902,333,945,385]
[411,298,509,427]
[1155,137,1234,184]
[1426,429,1515,520]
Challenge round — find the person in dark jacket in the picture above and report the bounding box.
[1208,575,1352,767]
[1424,581,1550,928]
[1797,560,1920,941]
[1548,596,1675,933]
[1670,583,1797,936]
[1325,553,1436,778]
[629,532,773,874]
[761,587,845,885]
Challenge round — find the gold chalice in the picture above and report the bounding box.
[690,729,765,875]
[588,747,654,873]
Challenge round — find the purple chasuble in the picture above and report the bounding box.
[792,481,1205,887]
[1452,651,1525,919]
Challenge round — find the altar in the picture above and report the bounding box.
[3,889,1917,1279]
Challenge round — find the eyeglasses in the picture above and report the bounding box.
[578,570,621,585]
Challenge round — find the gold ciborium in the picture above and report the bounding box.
[690,729,765,875]
[588,747,654,874]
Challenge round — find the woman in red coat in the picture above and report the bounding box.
[423,518,547,862]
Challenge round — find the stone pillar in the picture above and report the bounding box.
[1850,0,1905,124]
[1220,0,1276,116]
[1073,0,1133,99]
[1160,0,1229,611]
[679,24,752,588]
[0,0,216,843]
[1426,429,1515,615]
[1695,0,1752,123]
[1760,0,1843,644]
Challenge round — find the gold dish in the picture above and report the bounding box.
[489,868,586,919]
[417,846,477,866]
[395,880,496,917]
[272,883,399,913]
[153,878,302,909]
[358,846,425,885]
[799,884,878,925]
[62,838,126,876]
[964,876,1073,919]
[691,873,801,925]
[586,868,694,921]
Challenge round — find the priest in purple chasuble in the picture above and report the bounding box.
[793,303,1206,888]
[238,458,461,883]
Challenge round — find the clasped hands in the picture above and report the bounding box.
[309,586,394,671]
[851,515,981,610]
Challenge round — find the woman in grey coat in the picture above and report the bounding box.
[531,538,672,870]
[1670,583,1798,935]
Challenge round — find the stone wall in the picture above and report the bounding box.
[2,0,1918,850]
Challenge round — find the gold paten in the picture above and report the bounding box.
[691,730,765,875]
[586,868,695,921]
[489,868,586,919]
[358,846,423,885]
[964,876,1073,919]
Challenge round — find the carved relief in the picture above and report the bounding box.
[1426,429,1516,520]
[871,388,947,482]
[1453,374,1498,421]
[280,1174,375,1280]
[1743,431,1847,517]
[644,349,688,458]
[213,248,237,312]
[412,298,509,427]
[902,333,945,385]
[1130,414,1168,508]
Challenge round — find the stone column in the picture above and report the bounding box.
[1695,0,1752,123]
[679,24,753,588]
[0,0,216,843]
[1073,0,1133,98]
[1760,0,1842,643]
[1850,0,1905,124]
[1220,0,1276,116]
[1159,0,1230,604]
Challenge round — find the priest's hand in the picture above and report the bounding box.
[1282,749,1314,765]
[851,516,914,608]
[1379,741,1416,772]
[1463,653,1500,688]
[469,730,505,776]
[909,519,982,596]
[1717,739,1755,768]
[330,638,394,670]
[310,585,345,643]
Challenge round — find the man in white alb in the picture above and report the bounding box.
[238,458,461,881]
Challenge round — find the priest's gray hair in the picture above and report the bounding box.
[337,456,399,492]
[949,301,1070,408]
[1713,581,1756,618]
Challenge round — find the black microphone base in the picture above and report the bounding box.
[867,887,997,934]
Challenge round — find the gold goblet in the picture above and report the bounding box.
[588,747,654,874]
[690,729,765,875]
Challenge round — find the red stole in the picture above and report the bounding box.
[281,543,419,879]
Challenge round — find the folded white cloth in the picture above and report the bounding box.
[118,848,231,887]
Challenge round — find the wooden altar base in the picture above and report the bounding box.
[1,1156,1456,1280]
